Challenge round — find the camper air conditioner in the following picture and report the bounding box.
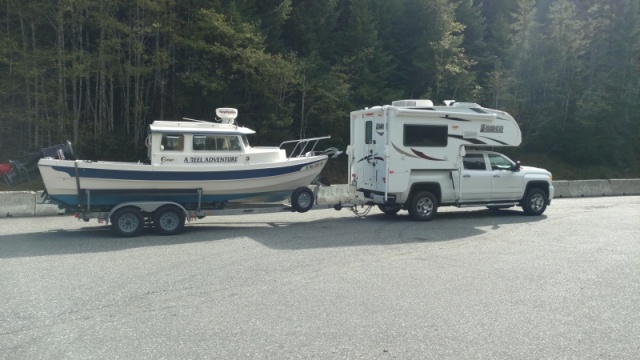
[391,99,434,107]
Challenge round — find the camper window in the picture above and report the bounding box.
[463,154,487,170]
[365,121,373,144]
[403,125,448,147]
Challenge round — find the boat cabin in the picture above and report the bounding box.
[145,108,282,166]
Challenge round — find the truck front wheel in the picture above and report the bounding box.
[522,188,547,216]
[408,191,438,221]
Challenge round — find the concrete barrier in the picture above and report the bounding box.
[35,190,66,216]
[567,180,614,197]
[0,191,36,218]
[609,179,640,196]
[552,181,572,198]
[1,179,639,217]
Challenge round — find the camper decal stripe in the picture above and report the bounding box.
[391,143,445,161]
[448,135,487,145]
[448,134,510,146]
[441,116,471,122]
[356,155,384,163]
[411,149,446,161]
[391,143,419,158]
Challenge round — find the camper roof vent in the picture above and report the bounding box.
[452,102,481,108]
[392,99,434,108]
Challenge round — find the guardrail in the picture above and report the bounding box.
[1,179,639,218]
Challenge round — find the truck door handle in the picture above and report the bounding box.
[463,174,471,178]
[493,174,500,178]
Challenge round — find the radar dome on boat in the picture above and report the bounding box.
[216,108,238,124]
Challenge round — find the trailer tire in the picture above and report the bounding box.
[153,206,186,235]
[522,188,547,216]
[111,207,145,237]
[408,191,438,221]
[291,186,314,213]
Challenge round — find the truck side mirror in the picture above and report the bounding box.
[512,161,521,171]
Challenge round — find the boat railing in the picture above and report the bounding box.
[279,136,331,159]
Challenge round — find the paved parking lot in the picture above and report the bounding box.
[1,196,639,359]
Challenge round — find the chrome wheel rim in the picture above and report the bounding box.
[417,197,433,217]
[297,192,312,209]
[531,193,545,211]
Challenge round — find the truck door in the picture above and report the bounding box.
[488,153,523,200]
[460,153,492,201]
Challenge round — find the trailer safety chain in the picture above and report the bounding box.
[349,204,373,217]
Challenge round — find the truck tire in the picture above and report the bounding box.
[291,186,314,213]
[378,205,401,215]
[408,191,438,221]
[153,205,186,235]
[522,188,547,216]
[111,207,145,237]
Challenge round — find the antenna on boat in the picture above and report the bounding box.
[216,108,238,125]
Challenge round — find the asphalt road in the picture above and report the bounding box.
[1,196,639,359]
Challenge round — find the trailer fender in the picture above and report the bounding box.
[107,201,189,222]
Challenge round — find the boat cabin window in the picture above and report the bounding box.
[161,134,184,151]
[403,125,448,147]
[192,135,242,151]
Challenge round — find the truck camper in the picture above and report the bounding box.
[347,100,554,220]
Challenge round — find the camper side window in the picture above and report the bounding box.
[404,125,448,147]
[463,154,487,170]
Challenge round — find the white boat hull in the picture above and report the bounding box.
[39,156,327,208]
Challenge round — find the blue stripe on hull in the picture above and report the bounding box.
[50,190,292,207]
[51,160,323,181]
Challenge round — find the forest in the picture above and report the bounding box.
[1,0,639,182]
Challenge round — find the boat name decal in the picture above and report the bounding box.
[184,156,238,163]
[161,157,174,163]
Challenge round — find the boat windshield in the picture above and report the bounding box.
[192,134,242,151]
[242,135,250,148]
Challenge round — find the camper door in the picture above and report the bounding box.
[351,111,381,189]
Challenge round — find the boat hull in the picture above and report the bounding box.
[38,156,327,208]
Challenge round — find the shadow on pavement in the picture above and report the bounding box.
[0,208,546,259]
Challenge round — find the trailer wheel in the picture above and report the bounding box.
[522,188,547,216]
[153,206,186,235]
[408,191,438,221]
[111,207,145,237]
[291,186,314,213]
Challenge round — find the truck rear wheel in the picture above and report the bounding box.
[522,188,547,216]
[153,205,186,235]
[408,191,438,221]
[111,207,145,237]
[291,186,314,213]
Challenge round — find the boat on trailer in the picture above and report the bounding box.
[38,108,337,236]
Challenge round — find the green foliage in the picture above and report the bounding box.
[0,0,638,179]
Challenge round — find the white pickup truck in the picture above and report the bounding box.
[373,150,554,220]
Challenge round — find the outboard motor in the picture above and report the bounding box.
[2,140,76,186]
